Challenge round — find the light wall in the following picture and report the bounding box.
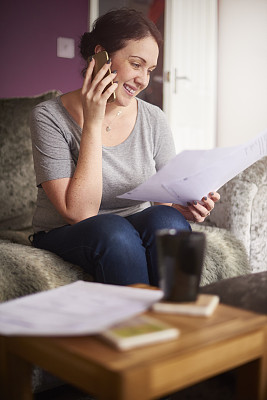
[217,0,267,146]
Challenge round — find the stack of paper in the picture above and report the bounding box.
[118,129,267,205]
[0,281,163,336]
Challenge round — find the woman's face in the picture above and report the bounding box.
[110,36,159,107]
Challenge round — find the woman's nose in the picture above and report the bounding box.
[135,70,149,88]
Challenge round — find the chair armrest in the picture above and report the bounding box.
[206,156,267,272]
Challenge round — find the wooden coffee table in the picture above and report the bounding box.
[1,303,267,400]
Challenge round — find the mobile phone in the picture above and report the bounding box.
[91,50,116,103]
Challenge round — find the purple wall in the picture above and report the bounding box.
[0,0,88,98]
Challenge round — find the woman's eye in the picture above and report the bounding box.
[132,63,141,69]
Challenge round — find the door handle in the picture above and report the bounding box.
[175,68,190,93]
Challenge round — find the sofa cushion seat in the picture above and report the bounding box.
[0,239,92,302]
[201,271,267,315]
[192,224,250,286]
[0,222,250,304]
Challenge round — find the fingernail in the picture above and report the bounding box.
[193,201,198,205]
[203,196,207,200]
[107,58,111,64]
[112,70,117,74]
[210,192,214,196]
[114,81,119,84]
[88,56,93,62]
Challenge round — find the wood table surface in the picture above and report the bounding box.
[1,303,267,400]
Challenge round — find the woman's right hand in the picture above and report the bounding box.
[81,57,118,126]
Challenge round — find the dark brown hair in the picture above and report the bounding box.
[79,8,162,75]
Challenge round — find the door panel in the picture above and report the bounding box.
[163,0,218,152]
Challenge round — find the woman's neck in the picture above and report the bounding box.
[61,88,137,129]
[60,89,83,128]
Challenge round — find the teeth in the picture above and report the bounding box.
[124,84,135,95]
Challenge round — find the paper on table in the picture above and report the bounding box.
[118,129,267,205]
[0,281,163,336]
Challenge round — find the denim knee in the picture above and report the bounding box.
[149,205,192,232]
[79,213,140,247]
[127,205,191,240]
[78,214,149,285]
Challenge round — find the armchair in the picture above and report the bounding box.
[0,91,266,396]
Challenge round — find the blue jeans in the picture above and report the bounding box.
[32,205,191,286]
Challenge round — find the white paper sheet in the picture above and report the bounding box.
[118,129,267,205]
[0,281,163,336]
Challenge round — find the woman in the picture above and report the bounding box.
[30,8,220,286]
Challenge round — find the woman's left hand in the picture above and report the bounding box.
[173,192,220,223]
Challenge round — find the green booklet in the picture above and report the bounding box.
[100,315,179,351]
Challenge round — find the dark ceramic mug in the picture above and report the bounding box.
[156,230,206,302]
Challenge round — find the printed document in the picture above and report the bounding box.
[118,129,267,205]
[0,281,163,336]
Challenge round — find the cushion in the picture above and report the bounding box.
[201,271,267,315]
[0,239,92,302]
[0,91,60,230]
[192,224,250,286]
[206,156,267,273]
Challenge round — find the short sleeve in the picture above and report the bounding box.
[30,103,76,187]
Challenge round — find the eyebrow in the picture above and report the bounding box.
[129,55,157,69]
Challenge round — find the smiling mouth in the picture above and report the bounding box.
[123,84,136,96]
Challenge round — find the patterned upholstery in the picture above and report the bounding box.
[206,156,267,273]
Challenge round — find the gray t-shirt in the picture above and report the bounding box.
[30,96,176,232]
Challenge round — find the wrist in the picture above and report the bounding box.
[82,119,102,133]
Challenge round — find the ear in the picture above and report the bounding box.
[94,45,105,54]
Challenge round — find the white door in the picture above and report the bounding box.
[163,0,218,153]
